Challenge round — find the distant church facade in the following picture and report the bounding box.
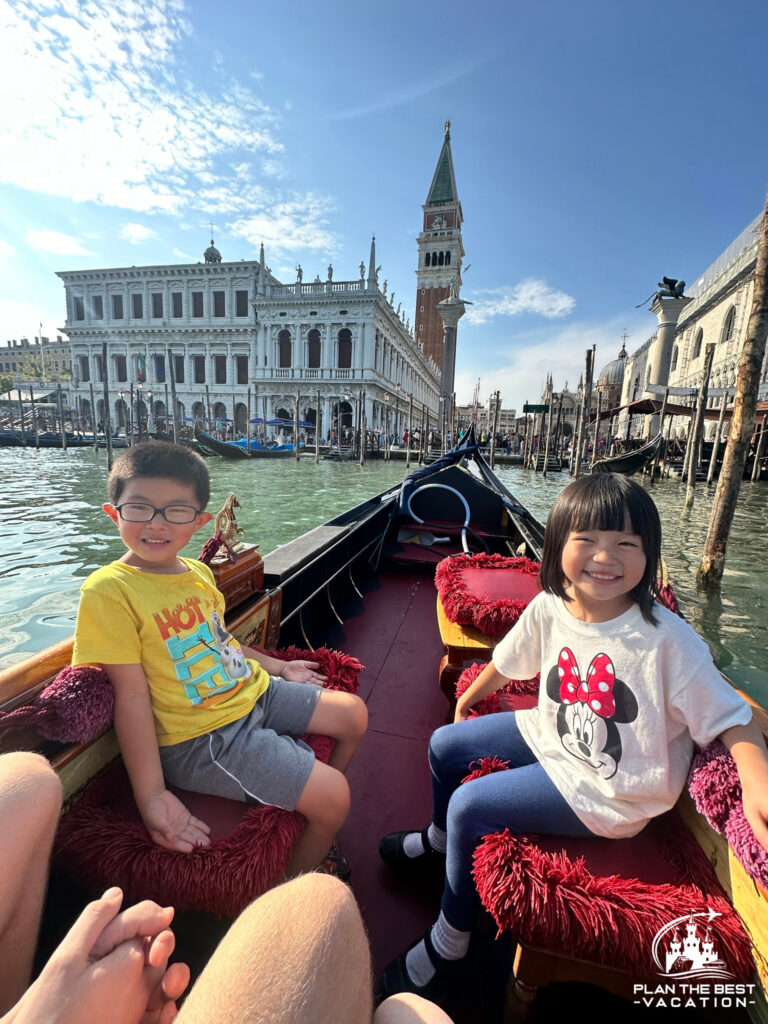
[56,129,464,439]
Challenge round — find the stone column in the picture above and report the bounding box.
[437,291,466,400]
[325,323,333,370]
[644,295,692,436]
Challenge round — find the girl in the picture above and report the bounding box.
[379,473,768,1000]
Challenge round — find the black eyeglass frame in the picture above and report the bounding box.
[113,502,203,524]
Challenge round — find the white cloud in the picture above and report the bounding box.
[0,238,15,258]
[455,316,646,412]
[119,223,160,244]
[465,279,576,326]
[0,0,282,217]
[26,229,91,255]
[172,247,194,260]
[228,193,337,258]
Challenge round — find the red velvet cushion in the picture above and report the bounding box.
[54,647,361,918]
[435,554,540,637]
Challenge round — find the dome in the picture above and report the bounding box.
[204,239,222,264]
[597,343,627,388]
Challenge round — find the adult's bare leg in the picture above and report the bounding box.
[177,874,372,1024]
[0,753,62,1014]
[374,994,455,1024]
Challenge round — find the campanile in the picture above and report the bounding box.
[414,121,464,373]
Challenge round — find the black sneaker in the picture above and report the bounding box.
[378,828,445,877]
[379,927,458,1002]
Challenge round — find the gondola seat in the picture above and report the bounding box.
[454,665,755,1011]
[53,646,362,919]
[434,555,540,710]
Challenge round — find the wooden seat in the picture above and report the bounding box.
[436,593,496,712]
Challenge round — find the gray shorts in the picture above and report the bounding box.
[159,678,322,811]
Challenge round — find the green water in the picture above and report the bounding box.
[1,448,766,708]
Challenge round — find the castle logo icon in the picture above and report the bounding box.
[651,908,735,981]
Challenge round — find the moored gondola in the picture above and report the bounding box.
[591,432,662,476]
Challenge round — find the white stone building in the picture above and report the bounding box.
[56,234,440,440]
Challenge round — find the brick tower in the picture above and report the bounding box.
[414,121,464,374]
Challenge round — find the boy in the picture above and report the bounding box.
[72,442,367,877]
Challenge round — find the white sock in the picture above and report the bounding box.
[427,823,447,853]
[404,914,470,987]
[402,824,447,858]
[402,831,426,857]
[431,911,470,960]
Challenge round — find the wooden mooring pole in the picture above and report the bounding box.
[685,344,715,507]
[699,185,768,588]
[706,392,729,486]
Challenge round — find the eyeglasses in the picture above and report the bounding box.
[114,502,202,524]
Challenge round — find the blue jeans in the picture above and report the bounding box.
[429,712,594,931]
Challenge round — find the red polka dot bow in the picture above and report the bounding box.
[557,647,616,718]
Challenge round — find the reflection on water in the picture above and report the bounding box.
[1,449,766,707]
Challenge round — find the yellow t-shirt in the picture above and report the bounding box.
[72,558,270,746]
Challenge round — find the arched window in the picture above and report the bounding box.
[693,329,703,360]
[278,329,292,368]
[337,328,352,369]
[438,251,444,266]
[307,328,321,368]
[445,251,451,265]
[425,253,431,267]
[671,345,678,372]
[722,306,736,343]
[432,251,437,265]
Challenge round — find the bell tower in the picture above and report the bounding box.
[415,121,464,372]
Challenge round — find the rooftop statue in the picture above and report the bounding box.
[635,276,687,308]
[656,276,686,299]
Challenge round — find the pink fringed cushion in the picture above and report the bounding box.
[689,740,768,887]
[54,648,362,918]
[0,666,113,743]
[472,816,754,980]
[435,553,541,638]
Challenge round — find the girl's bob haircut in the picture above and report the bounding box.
[539,473,662,624]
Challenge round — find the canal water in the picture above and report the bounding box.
[1,447,767,708]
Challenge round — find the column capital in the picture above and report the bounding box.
[649,295,692,328]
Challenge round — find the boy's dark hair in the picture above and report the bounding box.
[539,473,662,624]
[107,441,210,508]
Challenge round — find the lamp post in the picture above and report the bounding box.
[383,393,390,460]
[137,382,143,441]
[146,389,154,436]
[129,382,135,445]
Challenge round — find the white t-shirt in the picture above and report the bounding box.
[492,592,751,838]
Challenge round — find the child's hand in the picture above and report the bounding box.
[142,790,211,852]
[280,660,326,684]
[10,888,190,1024]
[741,769,768,851]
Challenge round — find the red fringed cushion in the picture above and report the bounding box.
[0,666,113,743]
[473,816,753,980]
[54,648,362,918]
[435,553,541,638]
[456,662,539,718]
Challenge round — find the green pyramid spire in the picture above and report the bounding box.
[426,122,457,205]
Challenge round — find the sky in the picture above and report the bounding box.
[2,0,768,412]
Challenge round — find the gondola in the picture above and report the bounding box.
[591,432,662,476]
[0,426,764,1022]
[194,424,297,459]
